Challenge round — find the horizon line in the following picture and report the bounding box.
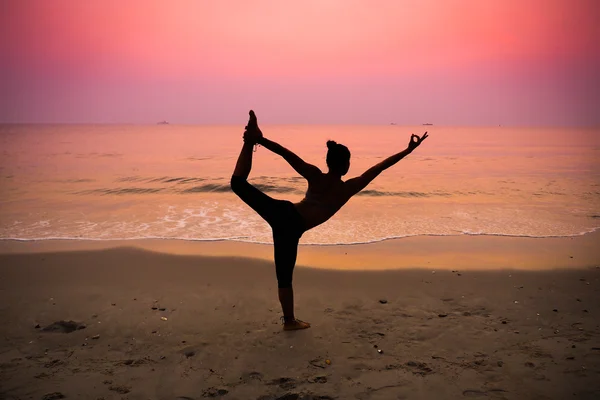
[1,122,598,128]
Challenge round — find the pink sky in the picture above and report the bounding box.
[1,0,599,125]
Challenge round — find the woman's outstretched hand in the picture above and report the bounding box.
[408,132,428,151]
[243,110,263,144]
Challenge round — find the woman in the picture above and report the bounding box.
[231,110,428,330]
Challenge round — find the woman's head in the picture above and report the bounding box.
[326,140,351,176]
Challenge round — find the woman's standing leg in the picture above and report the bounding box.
[231,111,309,330]
[274,232,310,330]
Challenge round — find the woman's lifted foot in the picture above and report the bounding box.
[281,317,311,331]
[244,110,263,144]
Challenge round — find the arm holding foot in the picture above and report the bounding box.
[258,137,321,180]
[244,110,321,180]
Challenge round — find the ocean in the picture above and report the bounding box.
[0,124,598,245]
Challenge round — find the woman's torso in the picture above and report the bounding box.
[293,173,350,230]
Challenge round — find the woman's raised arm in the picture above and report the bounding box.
[344,132,428,197]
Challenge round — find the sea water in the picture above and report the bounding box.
[1,124,598,245]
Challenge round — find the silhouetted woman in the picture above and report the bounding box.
[231,110,428,330]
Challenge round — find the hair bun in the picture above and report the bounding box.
[327,140,337,149]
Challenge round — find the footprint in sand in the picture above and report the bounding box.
[267,377,297,390]
[257,394,334,400]
[463,389,508,398]
[201,387,229,397]
[403,361,434,376]
[307,376,327,383]
[463,390,487,397]
[239,371,264,383]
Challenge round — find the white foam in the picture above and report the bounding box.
[2,227,599,246]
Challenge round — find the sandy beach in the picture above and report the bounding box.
[1,235,599,400]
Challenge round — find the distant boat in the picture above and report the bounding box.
[390,122,397,125]
[422,123,433,126]
[157,120,169,125]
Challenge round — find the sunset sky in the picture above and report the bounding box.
[1,0,598,125]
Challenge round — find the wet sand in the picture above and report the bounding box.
[0,235,599,399]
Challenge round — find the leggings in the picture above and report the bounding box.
[230,176,306,288]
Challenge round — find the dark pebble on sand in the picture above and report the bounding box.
[34,324,40,329]
[184,351,195,358]
[158,308,166,311]
[583,309,589,313]
[576,298,582,302]
[379,299,388,304]
[525,362,535,368]
[374,344,378,348]
[42,320,86,333]
[438,314,448,318]
[502,321,507,324]
[151,330,157,334]
[572,345,576,348]
[111,303,116,306]
[553,309,558,312]
[566,356,575,360]
[182,340,186,343]
[151,307,158,310]
[497,361,504,367]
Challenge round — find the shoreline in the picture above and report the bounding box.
[1,230,599,270]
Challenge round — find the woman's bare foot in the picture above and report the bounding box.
[282,318,311,331]
[244,110,263,144]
